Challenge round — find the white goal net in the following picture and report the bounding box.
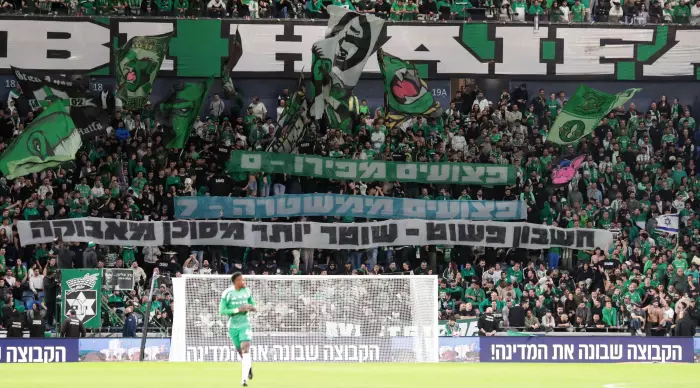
[170,275,438,363]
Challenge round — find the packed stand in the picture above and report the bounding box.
[0,77,699,337]
[2,0,700,24]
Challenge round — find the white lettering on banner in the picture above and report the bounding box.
[491,343,684,362]
[184,345,379,362]
[118,21,175,72]
[626,344,683,362]
[1,346,67,363]
[325,322,362,337]
[17,218,614,250]
[0,20,109,71]
[494,27,548,75]
[492,344,548,361]
[325,322,433,337]
[175,195,527,220]
[101,346,162,361]
[231,24,323,73]
[365,25,489,74]
[643,30,700,77]
[556,28,654,75]
[0,20,700,79]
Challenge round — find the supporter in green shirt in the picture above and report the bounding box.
[452,0,472,19]
[571,0,585,21]
[390,0,405,20]
[23,201,40,220]
[602,301,618,327]
[175,0,188,15]
[528,0,544,14]
[157,0,173,11]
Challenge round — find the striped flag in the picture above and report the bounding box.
[655,214,679,234]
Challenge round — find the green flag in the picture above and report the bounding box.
[156,78,213,149]
[61,269,102,329]
[0,100,81,179]
[222,28,243,100]
[377,49,441,130]
[267,73,310,154]
[115,33,173,111]
[547,85,641,145]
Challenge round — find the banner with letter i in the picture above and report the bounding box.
[61,269,102,329]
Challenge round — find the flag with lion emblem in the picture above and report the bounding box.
[115,33,173,111]
[547,85,641,145]
[377,49,441,130]
[61,269,102,329]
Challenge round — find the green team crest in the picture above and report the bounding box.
[378,49,441,130]
[115,33,173,111]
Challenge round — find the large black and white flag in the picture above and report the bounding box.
[11,67,110,140]
[309,6,385,122]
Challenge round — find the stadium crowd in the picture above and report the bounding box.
[0,71,699,336]
[5,0,700,24]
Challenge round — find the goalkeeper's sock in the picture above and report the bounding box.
[241,352,252,384]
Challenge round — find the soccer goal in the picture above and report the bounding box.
[170,275,439,363]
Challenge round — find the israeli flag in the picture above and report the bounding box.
[655,214,680,234]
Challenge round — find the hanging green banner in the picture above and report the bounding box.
[227,151,516,185]
[61,269,102,329]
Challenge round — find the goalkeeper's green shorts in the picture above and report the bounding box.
[228,326,252,349]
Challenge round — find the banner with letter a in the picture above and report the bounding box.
[19,218,613,250]
[174,195,528,220]
[61,269,102,329]
[227,151,516,185]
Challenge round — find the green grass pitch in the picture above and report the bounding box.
[2,362,698,387]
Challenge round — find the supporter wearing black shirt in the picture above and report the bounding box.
[216,144,232,165]
[477,309,497,336]
[374,0,391,18]
[7,310,26,338]
[421,0,438,14]
[508,303,526,328]
[60,310,86,338]
[208,174,234,197]
[156,256,171,275]
[29,306,45,338]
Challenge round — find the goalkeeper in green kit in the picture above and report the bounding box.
[219,272,256,386]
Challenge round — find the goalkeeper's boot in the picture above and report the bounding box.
[242,381,248,387]
[249,367,253,380]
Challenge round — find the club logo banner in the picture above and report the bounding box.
[18,218,613,250]
[61,269,102,329]
[0,339,79,363]
[174,195,527,221]
[480,337,694,363]
[227,151,516,185]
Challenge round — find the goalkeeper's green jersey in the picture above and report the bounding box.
[219,286,255,328]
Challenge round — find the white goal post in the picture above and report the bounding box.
[169,275,439,363]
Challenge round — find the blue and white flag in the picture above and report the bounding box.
[655,214,679,234]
